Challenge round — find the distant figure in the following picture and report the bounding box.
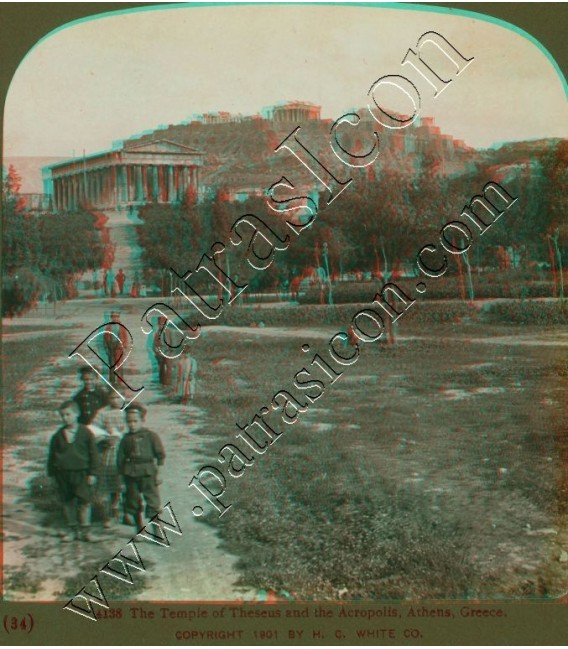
[92,269,100,294]
[92,392,127,528]
[130,282,139,298]
[116,269,126,295]
[73,367,108,425]
[139,284,147,298]
[173,346,198,404]
[153,316,174,387]
[103,311,130,386]
[103,270,109,296]
[132,272,142,298]
[47,400,99,542]
[290,276,301,302]
[117,403,165,530]
[347,324,359,348]
[107,269,115,297]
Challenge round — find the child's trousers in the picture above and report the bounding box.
[123,475,160,521]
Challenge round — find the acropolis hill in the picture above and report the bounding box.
[124,101,476,200]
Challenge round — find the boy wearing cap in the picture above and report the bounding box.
[117,404,165,530]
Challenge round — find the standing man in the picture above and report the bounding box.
[103,311,130,386]
[103,269,109,297]
[116,268,126,295]
[152,315,174,388]
[117,404,165,530]
[73,367,108,425]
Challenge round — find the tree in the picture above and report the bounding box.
[540,141,568,298]
[2,166,105,315]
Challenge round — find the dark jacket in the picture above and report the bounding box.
[117,428,165,477]
[47,425,100,477]
[73,387,107,425]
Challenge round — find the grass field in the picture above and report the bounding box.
[2,315,567,601]
[193,323,567,600]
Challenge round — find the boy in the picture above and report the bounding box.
[73,366,107,425]
[117,403,165,530]
[92,392,128,528]
[47,401,100,542]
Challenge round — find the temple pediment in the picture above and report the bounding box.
[46,137,203,210]
[124,140,202,155]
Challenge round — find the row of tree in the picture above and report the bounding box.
[136,142,566,300]
[2,166,106,316]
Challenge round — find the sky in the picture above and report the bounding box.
[4,3,567,159]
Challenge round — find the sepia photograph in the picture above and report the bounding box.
[1,1,567,644]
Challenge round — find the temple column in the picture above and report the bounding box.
[96,170,102,206]
[85,172,91,206]
[112,165,118,207]
[107,167,112,206]
[120,165,127,204]
[141,166,148,202]
[79,172,85,207]
[173,166,180,201]
[136,165,143,202]
[71,176,77,210]
[116,166,122,204]
[62,178,68,211]
[94,171,100,206]
[99,169,105,206]
[158,165,166,202]
[152,166,159,202]
[166,165,172,202]
[103,167,111,207]
[126,166,133,203]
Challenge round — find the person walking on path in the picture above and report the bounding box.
[152,316,176,388]
[103,311,130,386]
[103,270,109,297]
[116,269,126,295]
[173,346,198,404]
[47,401,100,542]
[117,404,165,531]
[107,268,116,297]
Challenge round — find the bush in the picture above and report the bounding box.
[483,300,567,325]
[298,274,555,305]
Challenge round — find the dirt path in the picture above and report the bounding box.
[3,313,253,603]
[4,296,567,601]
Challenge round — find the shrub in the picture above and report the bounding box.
[483,300,567,325]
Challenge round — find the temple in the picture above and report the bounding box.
[270,101,321,123]
[44,139,204,211]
